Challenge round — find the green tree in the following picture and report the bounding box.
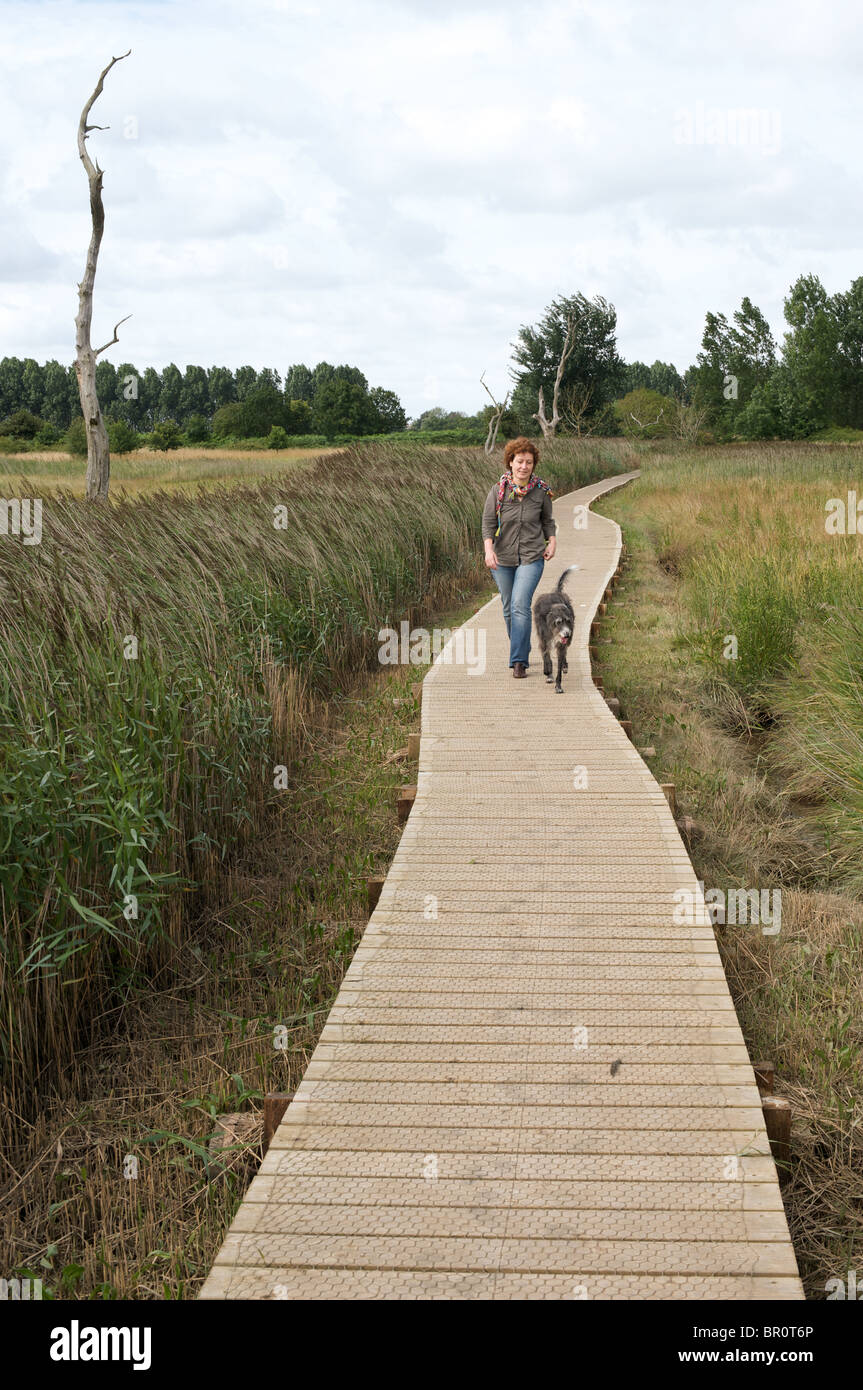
[207,365,236,412]
[285,399,313,434]
[234,365,257,400]
[140,367,162,429]
[238,385,287,436]
[620,361,652,394]
[778,275,838,434]
[159,363,183,421]
[267,424,290,449]
[21,358,45,414]
[184,414,211,442]
[690,297,777,437]
[0,408,43,438]
[509,291,624,435]
[64,416,88,456]
[94,359,118,416]
[212,402,245,437]
[151,419,182,450]
[368,387,407,433]
[648,360,685,398]
[0,357,24,418]
[41,360,73,428]
[180,365,209,421]
[112,361,146,428]
[312,379,376,438]
[311,361,336,398]
[614,388,676,438]
[106,416,139,452]
[412,406,449,430]
[256,366,282,392]
[285,363,314,402]
[831,276,863,429]
[333,364,368,391]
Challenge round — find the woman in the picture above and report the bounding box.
[482,436,557,677]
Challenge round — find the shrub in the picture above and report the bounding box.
[151,420,182,451]
[0,409,44,439]
[34,423,61,447]
[185,413,211,443]
[267,425,290,449]
[107,418,140,454]
[613,389,676,439]
[63,416,88,456]
[211,403,245,438]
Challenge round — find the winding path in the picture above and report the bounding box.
[200,470,803,1300]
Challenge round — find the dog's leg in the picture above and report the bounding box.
[540,635,552,682]
[554,642,565,693]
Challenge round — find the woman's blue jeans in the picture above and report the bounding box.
[491,557,545,667]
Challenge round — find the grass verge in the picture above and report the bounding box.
[594,441,863,1300]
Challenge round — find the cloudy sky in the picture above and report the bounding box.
[1,0,860,417]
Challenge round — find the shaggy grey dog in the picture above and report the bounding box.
[533,564,577,692]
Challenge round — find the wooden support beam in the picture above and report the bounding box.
[762,1095,792,1171]
[590,621,601,641]
[589,645,599,662]
[660,783,677,816]
[397,784,417,823]
[604,696,621,716]
[593,676,604,689]
[262,1093,294,1155]
[753,1061,775,1094]
[598,601,607,616]
[619,719,633,739]
[366,877,385,913]
[407,732,421,760]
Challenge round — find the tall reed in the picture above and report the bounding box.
[0,438,631,1091]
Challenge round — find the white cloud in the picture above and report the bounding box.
[0,0,861,413]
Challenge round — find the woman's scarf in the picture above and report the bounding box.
[494,470,554,537]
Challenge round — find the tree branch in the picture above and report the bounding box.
[94,313,132,357]
[77,50,131,178]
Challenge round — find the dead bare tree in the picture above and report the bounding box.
[559,380,596,437]
[533,314,578,441]
[673,397,709,443]
[75,50,132,502]
[628,406,664,436]
[479,371,510,455]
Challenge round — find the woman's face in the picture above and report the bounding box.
[511,451,535,483]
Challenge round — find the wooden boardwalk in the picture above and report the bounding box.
[200,470,803,1300]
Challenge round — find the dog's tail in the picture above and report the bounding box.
[556,564,579,596]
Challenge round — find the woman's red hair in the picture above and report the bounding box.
[502,436,539,472]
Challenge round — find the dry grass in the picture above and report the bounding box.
[0,444,344,497]
[595,442,863,1299]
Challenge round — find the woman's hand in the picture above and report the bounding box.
[484,541,498,570]
[543,536,557,561]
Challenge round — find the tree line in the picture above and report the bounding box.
[3,271,861,451]
[0,360,413,444]
[505,273,863,442]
